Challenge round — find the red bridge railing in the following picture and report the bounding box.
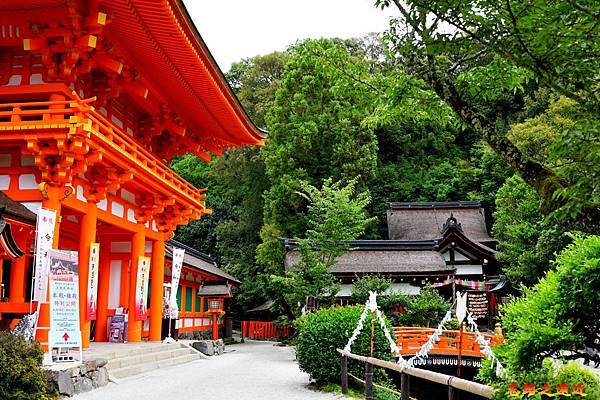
[393,327,500,358]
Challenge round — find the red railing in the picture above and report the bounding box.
[242,321,291,340]
[0,84,206,208]
[393,327,500,358]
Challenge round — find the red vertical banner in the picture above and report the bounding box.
[135,256,151,321]
[86,243,100,320]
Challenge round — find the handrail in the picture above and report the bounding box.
[393,326,498,358]
[0,94,205,206]
[337,349,495,399]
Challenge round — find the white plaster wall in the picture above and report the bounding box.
[108,260,122,309]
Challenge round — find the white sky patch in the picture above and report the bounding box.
[183,0,396,72]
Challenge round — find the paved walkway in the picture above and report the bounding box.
[75,340,348,400]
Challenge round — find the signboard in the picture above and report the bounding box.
[467,291,488,321]
[86,243,100,320]
[48,249,82,348]
[108,315,127,343]
[135,256,151,321]
[32,208,56,302]
[169,247,185,317]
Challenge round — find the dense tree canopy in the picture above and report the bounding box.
[171,3,598,322]
[377,0,600,227]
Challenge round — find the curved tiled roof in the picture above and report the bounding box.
[0,191,37,225]
[166,240,240,284]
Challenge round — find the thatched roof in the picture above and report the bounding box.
[285,249,451,276]
[387,201,494,243]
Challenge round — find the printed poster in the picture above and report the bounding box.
[32,208,56,302]
[48,249,82,348]
[135,256,151,321]
[169,247,185,317]
[86,243,100,320]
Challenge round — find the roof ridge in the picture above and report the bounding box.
[389,201,482,210]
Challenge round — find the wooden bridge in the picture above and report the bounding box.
[393,327,501,358]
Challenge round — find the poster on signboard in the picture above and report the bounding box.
[108,314,127,343]
[48,249,82,348]
[86,243,100,320]
[135,256,151,321]
[169,248,185,318]
[32,208,56,302]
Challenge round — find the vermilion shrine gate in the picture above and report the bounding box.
[0,0,263,349]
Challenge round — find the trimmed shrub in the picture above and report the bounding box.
[0,332,53,400]
[296,305,394,384]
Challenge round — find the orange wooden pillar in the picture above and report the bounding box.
[94,240,111,342]
[35,184,62,347]
[8,256,27,303]
[212,313,218,340]
[9,230,30,303]
[127,224,145,342]
[77,202,97,348]
[149,236,165,341]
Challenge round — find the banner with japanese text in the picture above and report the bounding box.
[169,247,185,317]
[48,249,82,348]
[32,208,56,302]
[135,256,151,321]
[86,243,100,320]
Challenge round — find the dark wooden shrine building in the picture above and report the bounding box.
[284,201,502,301]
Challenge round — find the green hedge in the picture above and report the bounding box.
[0,332,53,400]
[296,305,394,384]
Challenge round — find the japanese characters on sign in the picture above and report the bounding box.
[86,243,100,320]
[169,248,185,317]
[467,291,488,321]
[507,382,588,397]
[48,249,82,348]
[135,256,151,321]
[32,208,56,302]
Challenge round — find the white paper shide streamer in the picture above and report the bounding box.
[342,291,408,366]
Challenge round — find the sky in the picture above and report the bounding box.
[183,0,396,72]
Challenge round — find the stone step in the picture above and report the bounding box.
[109,352,202,380]
[89,342,183,361]
[105,347,195,370]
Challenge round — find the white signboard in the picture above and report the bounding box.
[33,208,56,302]
[169,248,185,314]
[48,249,82,348]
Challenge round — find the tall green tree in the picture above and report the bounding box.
[271,178,375,318]
[226,52,289,129]
[257,38,379,275]
[493,175,568,286]
[376,0,600,227]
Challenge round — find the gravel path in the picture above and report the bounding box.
[74,340,348,400]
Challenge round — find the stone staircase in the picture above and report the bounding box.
[85,342,205,381]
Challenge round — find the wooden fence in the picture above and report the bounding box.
[338,349,495,400]
[241,321,291,340]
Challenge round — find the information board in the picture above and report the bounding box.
[48,249,82,348]
[467,291,488,321]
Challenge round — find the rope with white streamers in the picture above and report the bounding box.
[342,291,408,366]
[466,313,506,378]
[404,309,506,377]
[405,310,453,366]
